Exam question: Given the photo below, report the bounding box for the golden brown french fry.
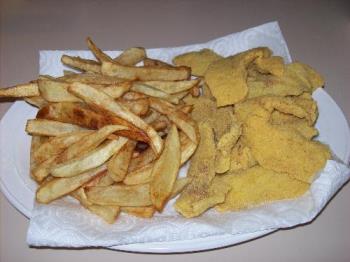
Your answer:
[37,102,148,142]
[0,82,39,98]
[114,47,146,66]
[61,55,101,73]
[101,61,191,81]
[108,140,136,182]
[71,188,120,224]
[33,130,93,164]
[149,98,198,144]
[32,125,125,182]
[63,70,76,76]
[143,58,174,68]
[123,164,153,185]
[128,147,156,172]
[131,83,181,104]
[86,183,152,206]
[137,79,199,94]
[121,206,155,218]
[24,96,48,108]
[26,119,85,136]
[117,98,150,116]
[99,82,131,98]
[68,83,163,155]
[51,138,128,178]
[150,119,168,131]
[86,37,114,63]
[58,73,125,85]
[38,79,81,102]
[30,135,48,172]
[179,132,197,164]
[150,125,181,211]
[142,109,161,124]
[36,165,106,204]
[122,91,147,100]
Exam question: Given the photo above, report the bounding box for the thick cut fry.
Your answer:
[61,55,101,73]
[117,98,149,116]
[101,61,191,81]
[71,188,120,224]
[143,58,174,68]
[128,147,156,172]
[137,80,199,94]
[26,119,85,136]
[122,91,147,100]
[108,140,136,182]
[114,47,146,66]
[150,125,181,211]
[121,206,155,218]
[123,164,153,185]
[86,183,152,206]
[33,130,93,164]
[30,135,48,172]
[36,165,106,204]
[149,98,198,144]
[38,79,81,102]
[24,96,48,108]
[32,125,125,181]
[0,82,39,98]
[37,102,147,142]
[86,37,114,63]
[131,83,181,104]
[58,73,125,85]
[51,138,128,178]
[68,83,163,155]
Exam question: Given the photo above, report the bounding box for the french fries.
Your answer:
[51,138,128,178]
[68,82,163,155]
[0,82,39,98]
[61,55,101,73]
[0,37,200,223]
[101,61,191,81]
[150,125,181,211]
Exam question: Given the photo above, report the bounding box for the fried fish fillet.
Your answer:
[271,111,318,139]
[205,47,271,106]
[247,62,324,99]
[254,56,285,76]
[173,49,223,76]
[216,166,309,212]
[215,124,242,173]
[230,139,257,172]
[175,122,220,218]
[190,96,236,140]
[240,104,330,183]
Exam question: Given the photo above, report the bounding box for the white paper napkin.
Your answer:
[27,21,350,248]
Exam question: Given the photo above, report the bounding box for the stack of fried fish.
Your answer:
[172,47,331,218]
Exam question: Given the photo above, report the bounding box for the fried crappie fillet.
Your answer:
[247,62,325,99]
[216,166,309,212]
[205,47,271,106]
[236,101,330,183]
[175,122,230,218]
[230,139,257,172]
[173,49,223,77]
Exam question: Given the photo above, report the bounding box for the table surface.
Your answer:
[1,0,350,261]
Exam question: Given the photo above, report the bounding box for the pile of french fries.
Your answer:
[0,38,200,223]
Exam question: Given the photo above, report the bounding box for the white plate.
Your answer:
[1,88,349,253]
